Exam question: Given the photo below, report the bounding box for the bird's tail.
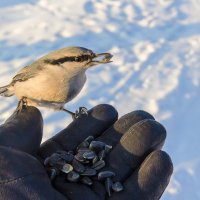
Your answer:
[0,84,14,97]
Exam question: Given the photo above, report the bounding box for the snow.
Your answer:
[0,0,200,199]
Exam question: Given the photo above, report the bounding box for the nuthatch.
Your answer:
[0,47,113,119]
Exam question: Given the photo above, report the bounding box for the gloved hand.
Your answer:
[0,104,173,200]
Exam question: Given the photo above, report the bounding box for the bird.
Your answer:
[0,46,113,119]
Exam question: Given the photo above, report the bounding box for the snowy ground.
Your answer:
[0,0,200,199]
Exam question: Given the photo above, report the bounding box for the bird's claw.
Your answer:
[16,97,27,113]
[79,107,88,115]
[73,107,88,120]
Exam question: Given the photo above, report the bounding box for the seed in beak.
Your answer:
[92,53,113,63]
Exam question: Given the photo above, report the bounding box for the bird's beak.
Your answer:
[90,53,113,65]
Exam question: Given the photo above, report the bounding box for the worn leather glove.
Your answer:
[0,104,173,200]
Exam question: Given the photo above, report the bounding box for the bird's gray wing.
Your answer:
[11,63,44,85]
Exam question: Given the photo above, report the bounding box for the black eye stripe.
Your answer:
[44,54,95,65]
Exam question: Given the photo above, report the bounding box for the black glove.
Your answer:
[0,104,173,200]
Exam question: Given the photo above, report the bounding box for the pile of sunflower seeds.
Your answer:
[44,136,123,197]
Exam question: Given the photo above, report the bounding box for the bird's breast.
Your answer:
[65,72,86,102]
[14,66,86,105]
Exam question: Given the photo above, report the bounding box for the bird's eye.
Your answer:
[80,56,84,62]
[83,55,89,60]
[73,55,91,62]
[91,53,96,58]
[75,57,81,62]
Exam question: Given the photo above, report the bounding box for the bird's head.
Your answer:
[42,46,113,72]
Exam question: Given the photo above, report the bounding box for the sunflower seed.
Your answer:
[77,147,91,153]
[83,150,96,160]
[98,171,115,181]
[54,160,66,169]
[112,182,124,192]
[92,160,105,170]
[81,176,93,186]
[75,151,91,164]
[44,137,121,197]
[89,141,106,152]
[66,171,80,182]
[68,150,74,155]
[92,155,99,164]
[98,150,106,160]
[48,153,62,166]
[60,163,73,174]
[75,153,85,162]
[77,141,89,150]
[105,145,112,153]
[72,159,85,173]
[44,157,50,166]
[47,167,60,181]
[81,168,97,176]
[105,178,113,197]
[84,136,94,143]
[57,151,74,163]
[56,150,68,154]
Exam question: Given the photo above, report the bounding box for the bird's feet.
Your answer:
[74,107,88,120]
[16,97,27,113]
[62,107,88,120]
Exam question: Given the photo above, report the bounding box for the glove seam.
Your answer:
[0,171,45,185]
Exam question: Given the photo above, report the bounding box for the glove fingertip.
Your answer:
[90,104,118,122]
[0,106,43,154]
